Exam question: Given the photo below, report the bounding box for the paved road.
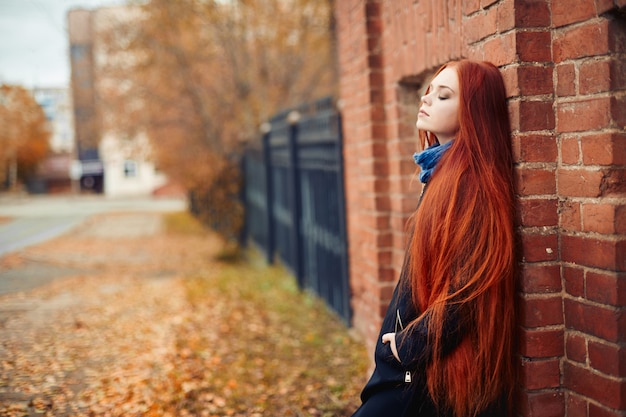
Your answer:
[0,194,187,257]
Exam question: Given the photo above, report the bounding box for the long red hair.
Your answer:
[407,60,516,416]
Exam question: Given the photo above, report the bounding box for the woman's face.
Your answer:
[415,67,460,144]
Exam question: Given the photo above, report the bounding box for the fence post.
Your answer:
[261,123,275,264]
[238,154,247,245]
[287,110,304,287]
[334,100,351,322]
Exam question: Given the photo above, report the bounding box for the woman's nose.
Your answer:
[420,94,430,105]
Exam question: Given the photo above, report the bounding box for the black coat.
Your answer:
[351,278,507,417]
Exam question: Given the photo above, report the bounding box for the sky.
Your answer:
[0,0,123,88]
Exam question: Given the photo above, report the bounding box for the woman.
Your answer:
[351,60,516,417]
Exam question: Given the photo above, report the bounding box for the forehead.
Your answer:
[430,67,459,90]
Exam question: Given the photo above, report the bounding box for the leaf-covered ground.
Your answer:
[0,212,369,416]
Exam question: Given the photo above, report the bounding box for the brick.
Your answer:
[520,263,562,294]
[560,200,582,231]
[564,361,626,409]
[356,141,386,160]
[518,390,565,417]
[610,58,626,90]
[517,31,552,63]
[360,211,389,229]
[517,168,556,196]
[557,97,612,133]
[517,64,553,95]
[566,393,588,417]
[582,133,626,166]
[364,1,381,18]
[618,205,626,234]
[376,230,392,246]
[363,178,390,194]
[564,298,626,342]
[595,0,616,14]
[589,340,626,376]
[609,16,626,50]
[520,99,555,131]
[552,0,596,27]
[462,0,481,16]
[563,266,584,298]
[519,198,558,227]
[556,63,576,97]
[580,59,612,94]
[562,234,626,272]
[566,333,588,363]
[465,7,497,44]
[583,203,620,234]
[496,0,515,32]
[380,280,396,300]
[511,134,522,162]
[612,95,626,129]
[557,168,604,197]
[514,0,551,28]
[508,98,520,131]
[589,403,626,417]
[586,270,626,306]
[521,231,558,262]
[483,31,516,66]
[519,327,564,358]
[520,358,561,389]
[517,134,557,163]
[602,168,626,197]
[561,135,580,165]
[520,296,563,328]
[500,65,519,98]
[366,15,383,36]
[553,20,611,62]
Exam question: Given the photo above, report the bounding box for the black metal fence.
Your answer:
[243,96,351,323]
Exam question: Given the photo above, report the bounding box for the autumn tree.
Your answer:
[96,0,336,239]
[0,84,50,190]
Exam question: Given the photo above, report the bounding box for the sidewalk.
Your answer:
[0,211,368,416]
[0,193,187,257]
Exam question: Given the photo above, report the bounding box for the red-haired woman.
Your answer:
[351,60,517,417]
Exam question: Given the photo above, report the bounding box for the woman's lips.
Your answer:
[419,109,429,117]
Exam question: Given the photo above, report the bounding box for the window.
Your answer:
[123,160,138,178]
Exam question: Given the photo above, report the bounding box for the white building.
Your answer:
[29,87,74,193]
[32,87,74,153]
[99,131,167,197]
[68,5,171,197]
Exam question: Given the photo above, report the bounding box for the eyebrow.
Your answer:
[429,84,455,93]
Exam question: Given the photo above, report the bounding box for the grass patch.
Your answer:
[163,211,207,235]
[160,251,370,416]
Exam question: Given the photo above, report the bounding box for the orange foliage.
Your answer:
[0,84,50,187]
[96,0,336,238]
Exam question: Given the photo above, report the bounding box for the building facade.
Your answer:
[32,87,74,154]
[26,87,75,193]
[68,6,167,197]
[334,0,626,415]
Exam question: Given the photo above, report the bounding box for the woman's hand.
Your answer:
[382,332,400,362]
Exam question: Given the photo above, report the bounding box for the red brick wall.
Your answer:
[335,0,626,415]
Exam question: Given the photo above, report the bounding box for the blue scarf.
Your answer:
[413,141,453,183]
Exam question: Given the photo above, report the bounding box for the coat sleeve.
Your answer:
[393,303,466,370]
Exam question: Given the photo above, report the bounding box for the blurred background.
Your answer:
[0,0,337,244]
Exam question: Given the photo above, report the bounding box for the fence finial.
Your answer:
[259,122,271,134]
[287,110,301,125]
